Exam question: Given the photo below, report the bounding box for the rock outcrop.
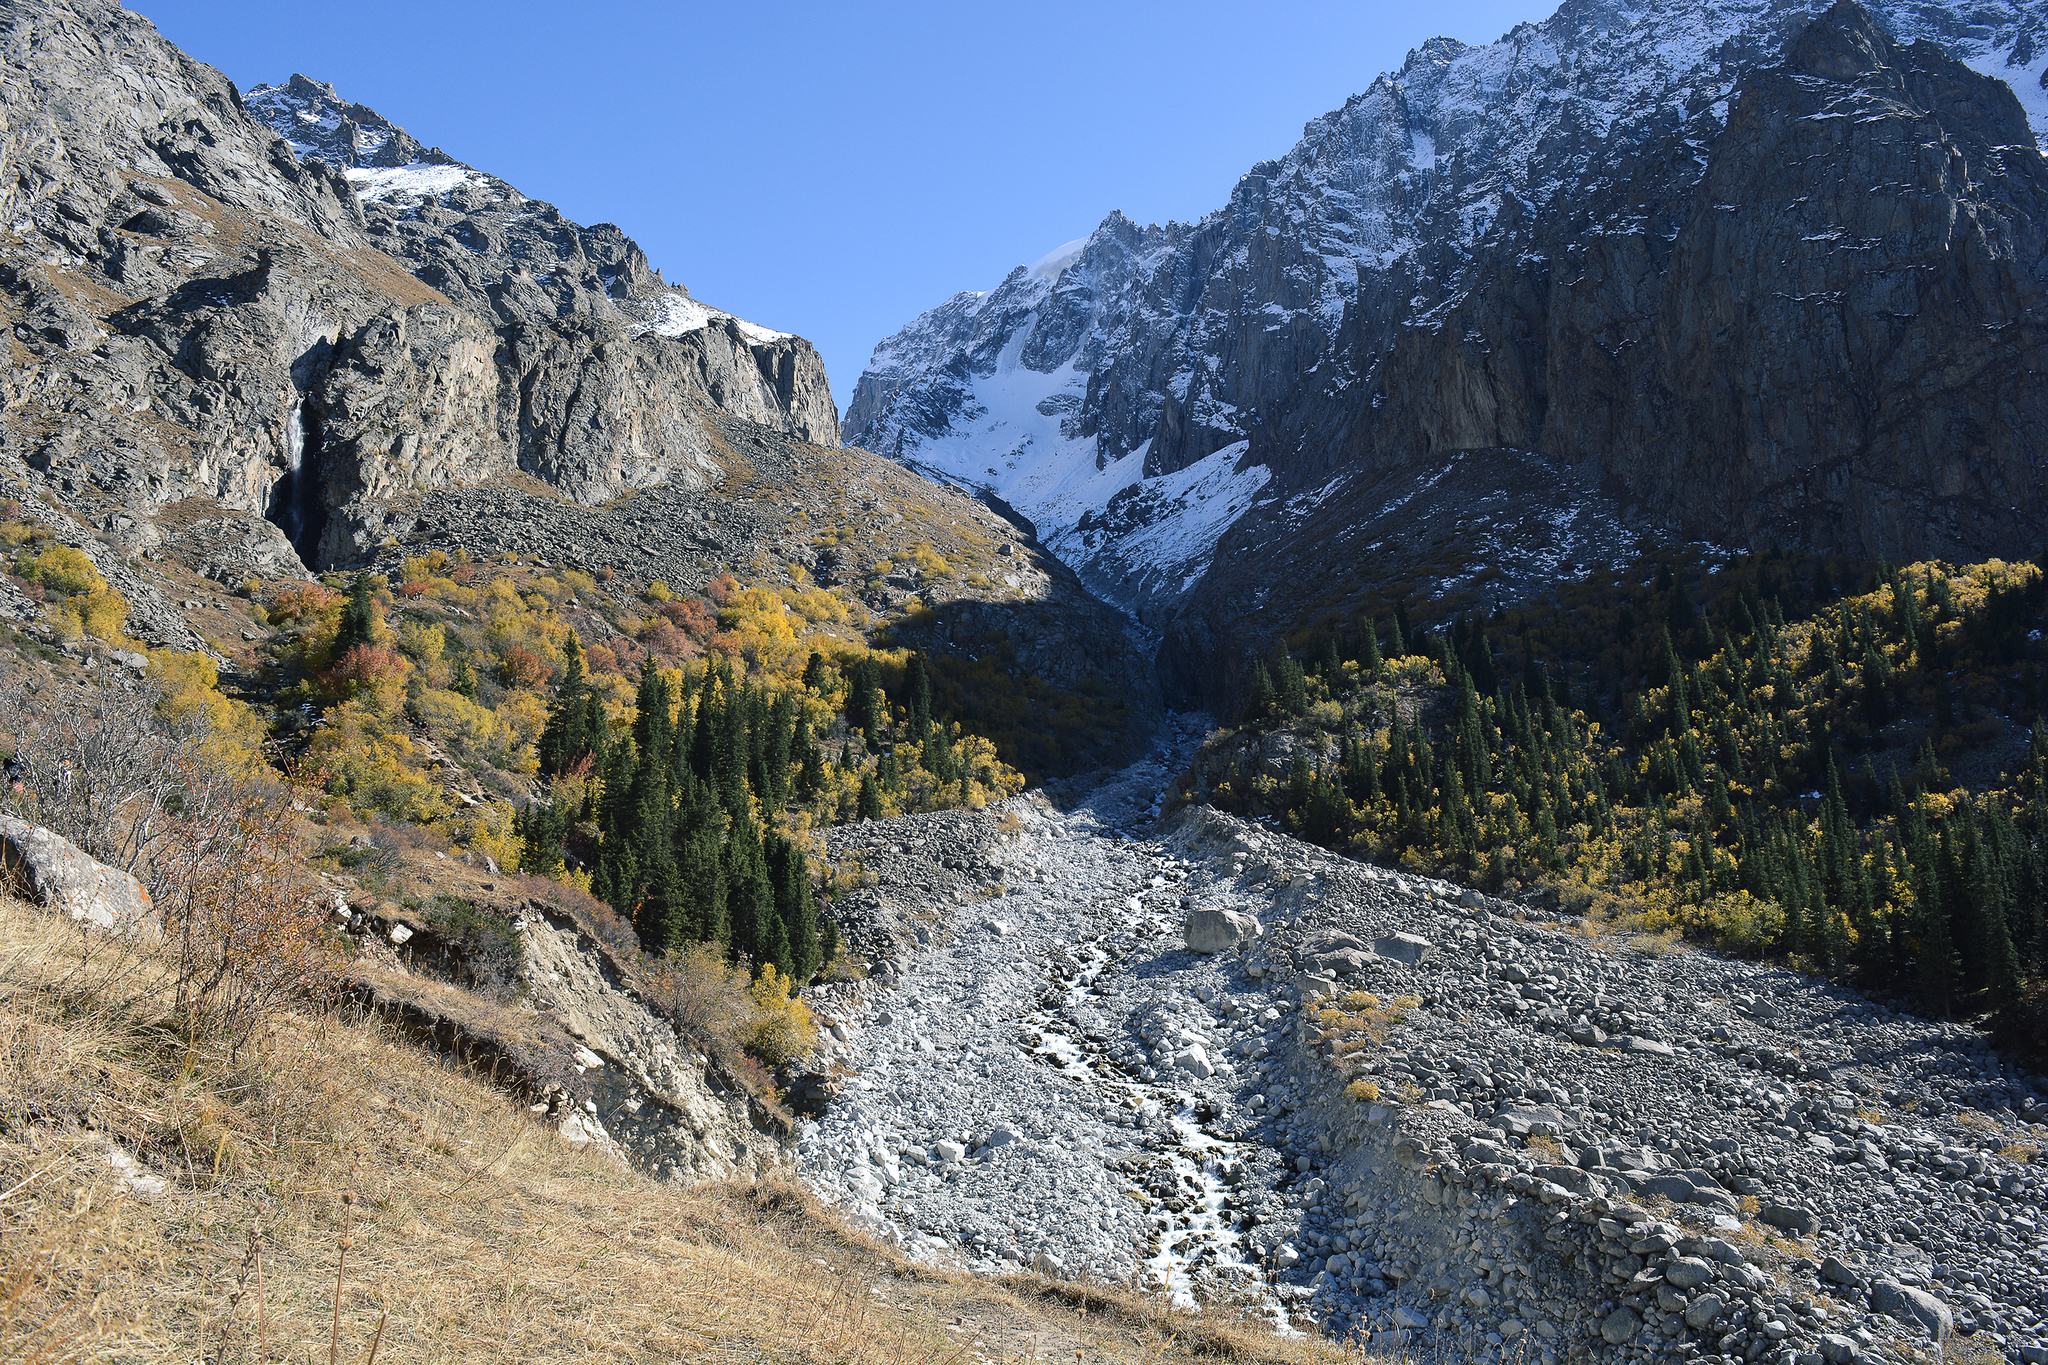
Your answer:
[0,816,152,933]
[0,1,837,576]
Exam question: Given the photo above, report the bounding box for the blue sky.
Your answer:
[139,0,1547,411]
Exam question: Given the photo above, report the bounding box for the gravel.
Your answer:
[798,721,2048,1364]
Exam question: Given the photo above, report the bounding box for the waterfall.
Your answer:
[284,399,304,479]
[266,397,324,567]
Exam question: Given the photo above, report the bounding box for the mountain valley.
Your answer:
[0,0,2046,1362]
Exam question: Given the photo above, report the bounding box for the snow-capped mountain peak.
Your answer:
[243,75,796,348]
[846,0,2048,687]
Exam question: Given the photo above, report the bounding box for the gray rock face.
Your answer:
[849,0,2048,709]
[0,816,153,932]
[0,0,838,577]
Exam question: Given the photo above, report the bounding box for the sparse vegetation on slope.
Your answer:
[1189,549,2048,1036]
[0,894,1341,1365]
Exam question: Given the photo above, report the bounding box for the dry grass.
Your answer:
[0,897,1350,1365]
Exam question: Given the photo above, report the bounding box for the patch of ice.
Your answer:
[344,163,486,203]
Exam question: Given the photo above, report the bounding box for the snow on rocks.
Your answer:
[802,726,2048,1361]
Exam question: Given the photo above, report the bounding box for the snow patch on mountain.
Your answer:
[1042,441,1272,597]
[629,292,790,344]
[344,163,491,204]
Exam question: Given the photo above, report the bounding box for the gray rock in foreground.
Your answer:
[0,816,152,932]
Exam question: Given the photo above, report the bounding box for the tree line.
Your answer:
[1217,554,2048,1024]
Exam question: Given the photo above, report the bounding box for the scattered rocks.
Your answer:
[797,725,2048,1361]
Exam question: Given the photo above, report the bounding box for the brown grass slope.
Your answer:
[0,896,1347,1365]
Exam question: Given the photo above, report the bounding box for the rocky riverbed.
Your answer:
[799,725,2048,1365]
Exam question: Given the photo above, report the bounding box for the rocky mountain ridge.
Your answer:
[848,0,2048,708]
[0,0,836,578]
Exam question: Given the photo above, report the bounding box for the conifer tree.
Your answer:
[334,573,378,656]
[903,652,933,739]
[1246,662,1277,718]
[539,633,606,777]
[450,649,478,699]
[722,807,775,970]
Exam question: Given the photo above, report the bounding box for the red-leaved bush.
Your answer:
[323,643,408,695]
[498,646,548,688]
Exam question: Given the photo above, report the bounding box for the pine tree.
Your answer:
[539,633,604,778]
[857,771,883,821]
[679,818,729,945]
[847,656,885,746]
[903,652,933,739]
[1246,663,1277,718]
[334,573,378,656]
[450,649,478,699]
[766,829,820,984]
[515,799,568,879]
[722,807,774,970]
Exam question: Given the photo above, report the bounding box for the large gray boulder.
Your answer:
[1869,1279,1952,1341]
[1373,932,1435,966]
[1183,907,1260,954]
[0,816,153,932]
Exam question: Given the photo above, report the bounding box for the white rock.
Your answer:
[108,1147,166,1199]
[935,1139,967,1163]
[388,922,413,945]
[0,816,154,934]
[1172,1045,1214,1078]
[558,1112,608,1146]
[573,1046,604,1070]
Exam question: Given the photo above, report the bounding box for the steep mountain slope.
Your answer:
[847,0,2048,707]
[0,0,1160,776]
[0,0,835,577]
[241,76,838,525]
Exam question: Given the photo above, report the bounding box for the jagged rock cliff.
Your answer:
[847,0,2048,707]
[0,4,836,573]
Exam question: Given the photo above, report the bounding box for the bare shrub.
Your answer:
[642,944,815,1072]
[153,762,342,1041]
[0,661,339,1044]
[644,941,754,1044]
[0,666,192,873]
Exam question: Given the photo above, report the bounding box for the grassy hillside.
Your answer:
[0,895,1340,1365]
[1185,549,2048,1040]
